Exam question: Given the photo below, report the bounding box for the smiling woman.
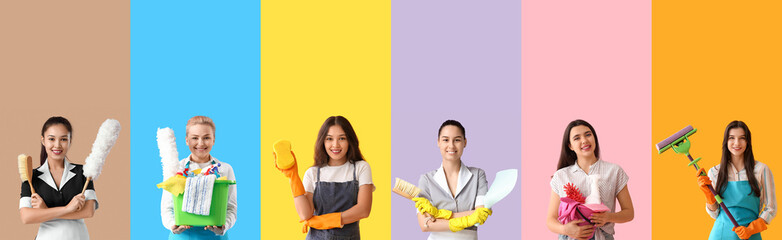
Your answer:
[697,121,776,240]
[410,119,492,240]
[160,116,238,239]
[273,115,374,240]
[19,116,97,240]
[546,119,635,240]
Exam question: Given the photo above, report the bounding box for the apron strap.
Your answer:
[316,166,321,183]
[352,162,357,181]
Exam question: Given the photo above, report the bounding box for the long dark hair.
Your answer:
[715,120,760,197]
[557,119,600,170]
[313,116,365,167]
[40,116,73,165]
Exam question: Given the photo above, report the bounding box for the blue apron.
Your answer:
[709,181,761,240]
[306,163,361,240]
[168,227,228,240]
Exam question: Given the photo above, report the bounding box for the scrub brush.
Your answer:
[392,177,421,200]
[18,154,35,194]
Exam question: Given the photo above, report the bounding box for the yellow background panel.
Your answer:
[653,1,781,238]
[260,1,390,239]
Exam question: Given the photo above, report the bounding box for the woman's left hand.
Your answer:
[589,212,611,227]
[205,225,225,235]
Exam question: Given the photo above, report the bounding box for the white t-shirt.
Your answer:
[303,160,374,193]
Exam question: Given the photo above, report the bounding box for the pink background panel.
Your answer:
[520,0,651,239]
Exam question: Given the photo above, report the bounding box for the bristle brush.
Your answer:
[18,154,35,194]
[392,178,421,200]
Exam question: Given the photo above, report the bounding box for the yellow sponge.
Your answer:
[273,139,296,170]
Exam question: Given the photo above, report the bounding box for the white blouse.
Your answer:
[705,161,777,223]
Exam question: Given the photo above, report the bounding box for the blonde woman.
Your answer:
[161,116,237,240]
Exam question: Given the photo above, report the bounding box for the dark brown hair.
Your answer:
[40,116,73,165]
[313,116,365,167]
[438,120,465,139]
[715,120,760,197]
[557,119,600,170]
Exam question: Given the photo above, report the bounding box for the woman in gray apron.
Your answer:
[697,121,776,240]
[275,116,374,240]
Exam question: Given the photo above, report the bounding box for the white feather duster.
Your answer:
[83,119,121,181]
[157,127,180,179]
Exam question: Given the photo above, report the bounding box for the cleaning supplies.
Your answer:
[82,119,121,193]
[656,125,741,229]
[273,139,296,170]
[557,176,608,239]
[17,154,35,194]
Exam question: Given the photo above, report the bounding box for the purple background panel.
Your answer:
[390,1,521,239]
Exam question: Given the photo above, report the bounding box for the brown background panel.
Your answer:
[0,1,129,239]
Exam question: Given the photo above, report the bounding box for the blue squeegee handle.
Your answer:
[688,154,740,228]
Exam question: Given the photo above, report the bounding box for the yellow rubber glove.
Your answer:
[300,212,343,233]
[696,169,717,205]
[412,197,453,219]
[448,207,492,232]
[733,218,767,239]
[274,151,305,197]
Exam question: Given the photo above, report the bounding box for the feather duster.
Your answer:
[157,127,180,179]
[82,119,121,193]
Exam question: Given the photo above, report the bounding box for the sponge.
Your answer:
[273,140,296,170]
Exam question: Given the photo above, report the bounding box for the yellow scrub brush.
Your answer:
[18,154,35,194]
[273,139,295,170]
[392,177,421,200]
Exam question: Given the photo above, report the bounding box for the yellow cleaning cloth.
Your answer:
[157,175,187,195]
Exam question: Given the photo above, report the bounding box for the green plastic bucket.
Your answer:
[173,179,236,226]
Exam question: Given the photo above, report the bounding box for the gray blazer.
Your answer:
[418,162,488,231]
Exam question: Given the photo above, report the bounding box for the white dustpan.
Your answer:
[476,169,518,226]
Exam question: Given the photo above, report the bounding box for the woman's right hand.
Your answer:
[563,219,594,240]
[31,193,48,209]
[171,225,190,234]
[696,169,717,205]
[273,151,299,176]
[65,193,85,212]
